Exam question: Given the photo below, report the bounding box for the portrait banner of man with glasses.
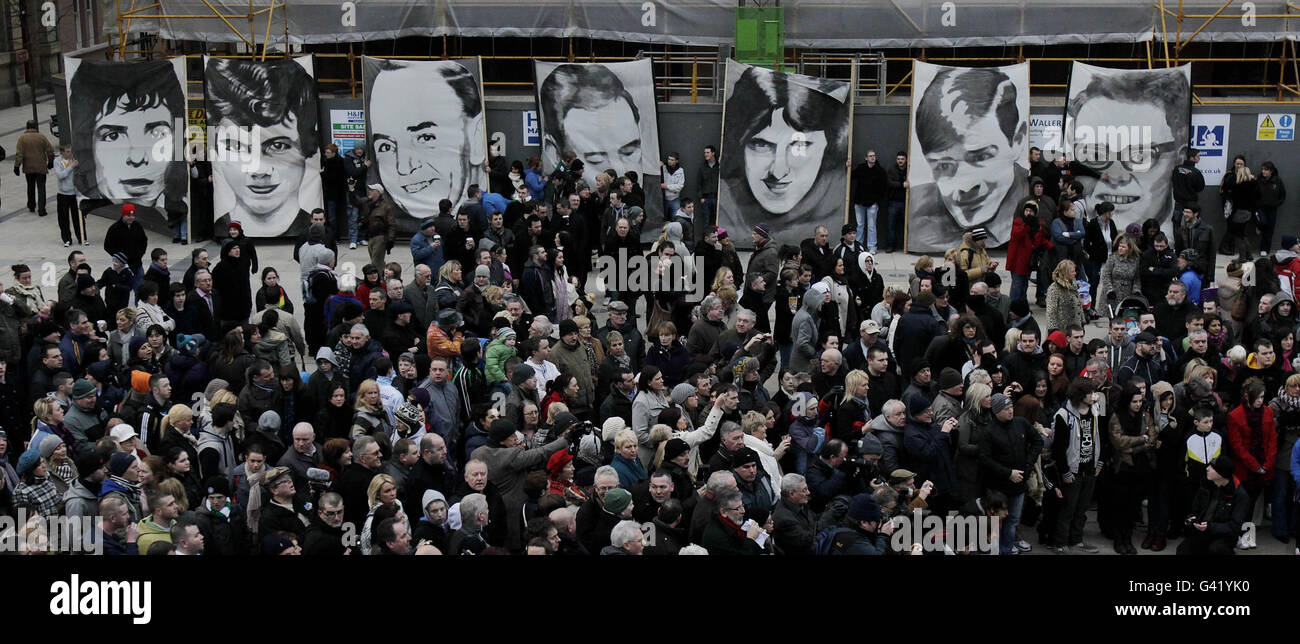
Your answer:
[905,62,1030,253]
[1063,63,1192,237]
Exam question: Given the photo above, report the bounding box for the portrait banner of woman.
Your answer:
[1064,63,1192,239]
[905,61,1030,253]
[362,57,489,233]
[717,59,851,248]
[65,56,190,233]
[204,55,322,238]
[534,59,665,237]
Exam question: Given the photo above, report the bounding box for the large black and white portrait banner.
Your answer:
[535,58,665,238]
[204,55,321,238]
[65,56,190,232]
[1064,62,1193,236]
[906,61,1029,252]
[362,56,489,232]
[718,59,851,248]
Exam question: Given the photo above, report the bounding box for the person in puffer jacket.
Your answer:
[484,327,518,385]
[786,391,825,475]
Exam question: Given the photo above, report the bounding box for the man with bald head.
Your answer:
[403,432,453,512]
[548,506,588,556]
[277,423,320,495]
[812,348,847,397]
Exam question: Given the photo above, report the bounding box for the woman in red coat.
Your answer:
[1226,377,1277,533]
[1006,202,1053,305]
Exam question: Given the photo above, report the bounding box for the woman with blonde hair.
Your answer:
[351,379,393,445]
[1045,259,1085,332]
[1004,327,1022,355]
[156,476,190,513]
[611,428,648,487]
[107,306,143,367]
[871,284,903,329]
[831,369,871,442]
[29,397,80,461]
[648,424,675,469]
[955,381,993,502]
[434,260,464,309]
[740,410,786,485]
[1220,154,1258,258]
[711,266,736,295]
[1099,234,1141,303]
[360,472,406,555]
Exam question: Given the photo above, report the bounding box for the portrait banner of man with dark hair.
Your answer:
[717,59,851,248]
[534,59,665,237]
[204,55,321,238]
[362,57,488,233]
[906,61,1030,253]
[65,56,189,233]
[1064,62,1192,237]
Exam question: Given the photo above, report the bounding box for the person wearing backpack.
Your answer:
[823,493,896,555]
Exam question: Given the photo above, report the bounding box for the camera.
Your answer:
[567,420,596,455]
[1184,514,1200,527]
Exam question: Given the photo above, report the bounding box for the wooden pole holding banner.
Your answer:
[902,59,916,254]
[842,58,857,231]
[476,56,489,171]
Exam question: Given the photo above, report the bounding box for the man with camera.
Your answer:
[826,494,896,556]
[903,396,961,516]
[470,414,576,552]
[1177,455,1250,556]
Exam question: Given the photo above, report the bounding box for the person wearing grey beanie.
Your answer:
[979,390,1043,555]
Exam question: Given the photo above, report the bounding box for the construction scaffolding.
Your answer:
[111,1,1300,104]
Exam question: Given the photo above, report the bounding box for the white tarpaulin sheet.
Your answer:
[107,0,1296,47]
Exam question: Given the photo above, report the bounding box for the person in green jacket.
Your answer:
[485,326,518,385]
[135,490,180,553]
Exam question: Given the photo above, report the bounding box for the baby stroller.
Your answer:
[1105,292,1151,338]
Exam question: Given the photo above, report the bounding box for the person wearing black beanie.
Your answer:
[469,409,572,552]
[63,445,114,519]
[1178,454,1250,555]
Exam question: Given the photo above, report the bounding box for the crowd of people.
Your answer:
[0,136,1296,557]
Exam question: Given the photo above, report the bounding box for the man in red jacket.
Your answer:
[1006,202,1053,304]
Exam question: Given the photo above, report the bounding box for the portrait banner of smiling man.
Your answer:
[717,59,851,248]
[65,56,189,233]
[905,61,1029,253]
[534,59,665,238]
[204,55,321,238]
[362,57,488,233]
[1064,62,1192,238]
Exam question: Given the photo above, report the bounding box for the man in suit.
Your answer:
[403,263,439,330]
[185,268,222,339]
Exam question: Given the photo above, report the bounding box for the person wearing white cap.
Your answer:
[110,424,142,456]
[363,183,396,266]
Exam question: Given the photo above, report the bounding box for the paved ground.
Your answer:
[2,99,1289,556]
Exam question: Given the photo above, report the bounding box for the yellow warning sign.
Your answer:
[1257,113,1295,141]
